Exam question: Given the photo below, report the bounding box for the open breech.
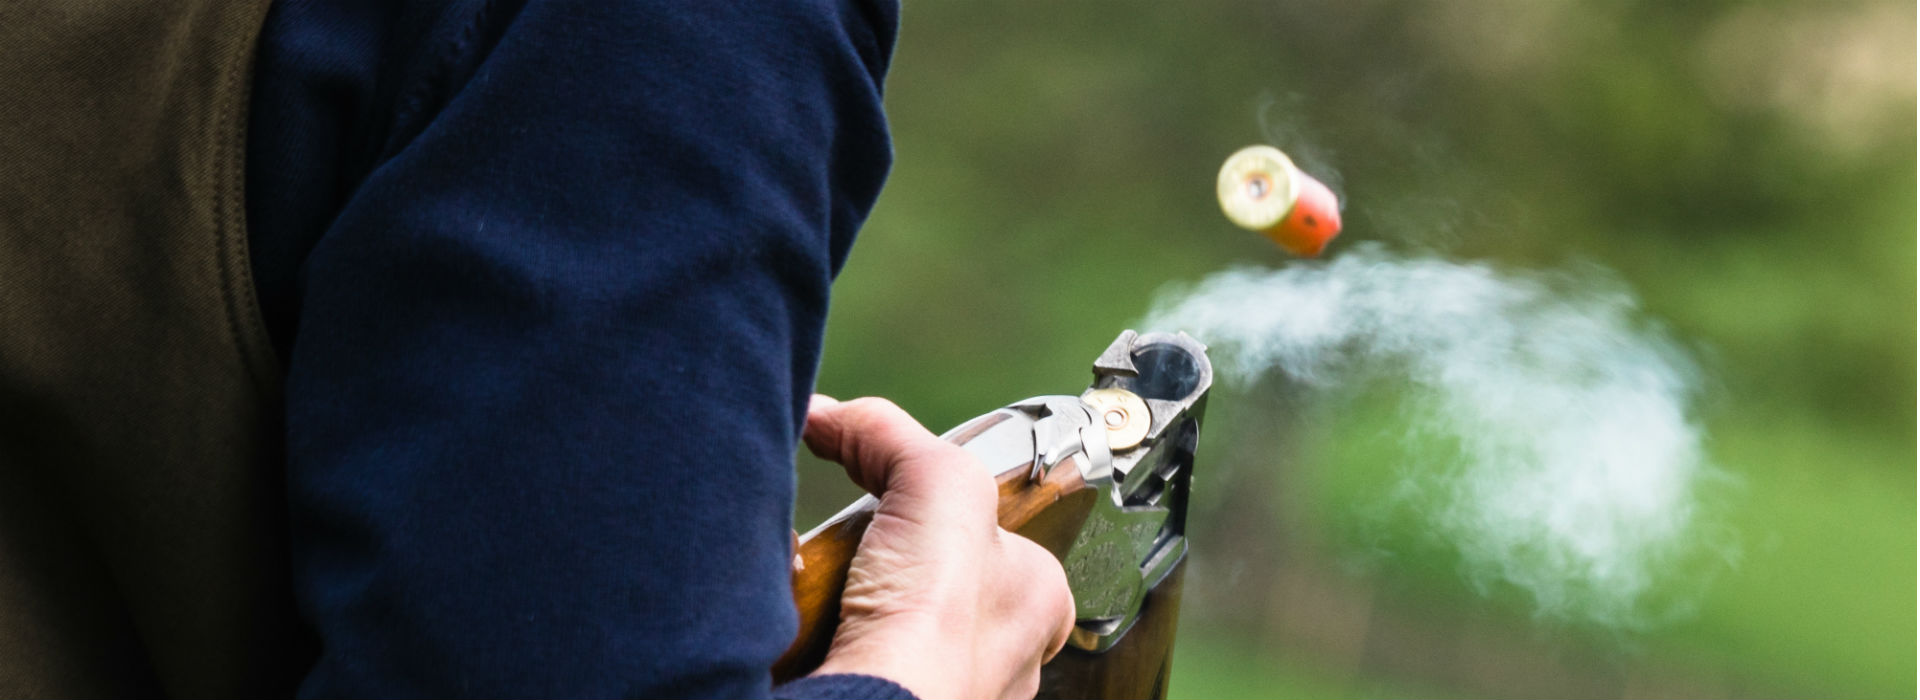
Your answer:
[779,330,1213,700]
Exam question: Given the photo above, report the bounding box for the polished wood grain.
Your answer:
[772,455,1097,683]
[772,501,872,682]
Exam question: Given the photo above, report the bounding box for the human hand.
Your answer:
[802,395,1076,700]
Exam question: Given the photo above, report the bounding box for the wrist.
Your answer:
[813,612,958,700]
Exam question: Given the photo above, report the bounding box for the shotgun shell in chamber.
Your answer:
[1216,145,1342,257]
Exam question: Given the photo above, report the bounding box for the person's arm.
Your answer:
[252,0,898,695]
[252,1,1075,698]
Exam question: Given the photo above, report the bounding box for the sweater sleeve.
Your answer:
[246,0,896,696]
[774,674,919,700]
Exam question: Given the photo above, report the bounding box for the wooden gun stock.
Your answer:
[775,454,1186,699]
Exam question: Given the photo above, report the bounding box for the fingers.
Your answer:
[1032,537,1076,664]
[1003,528,1077,663]
[804,396,992,513]
[977,530,1076,700]
[804,395,934,493]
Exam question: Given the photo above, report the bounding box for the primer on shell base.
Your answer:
[1216,144,1342,258]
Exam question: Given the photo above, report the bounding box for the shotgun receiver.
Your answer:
[776,330,1211,699]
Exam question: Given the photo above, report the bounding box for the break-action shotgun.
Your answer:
[776,330,1212,699]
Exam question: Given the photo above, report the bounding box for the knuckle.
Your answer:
[901,440,991,489]
[1014,536,1074,618]
[907,464,998,530]
[832,397,917,475]
[842,396,905,424]
[951,461,998,509]
[1006,534,1067,587]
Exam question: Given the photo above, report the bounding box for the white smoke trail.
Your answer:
[1143,243,1732,629]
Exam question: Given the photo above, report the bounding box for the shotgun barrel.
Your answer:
[777,330,1212,700]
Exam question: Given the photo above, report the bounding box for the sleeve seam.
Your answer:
[381,0,511,162]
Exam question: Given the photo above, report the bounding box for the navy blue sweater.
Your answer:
[245,1,905,697]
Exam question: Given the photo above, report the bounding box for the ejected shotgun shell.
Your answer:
[1217,145,1342,257]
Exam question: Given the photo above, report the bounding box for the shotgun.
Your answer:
[776,330,1212,699]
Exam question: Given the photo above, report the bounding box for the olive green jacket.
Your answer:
[0,2,311,696]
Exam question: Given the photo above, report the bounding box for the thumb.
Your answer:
[802,395,948,495]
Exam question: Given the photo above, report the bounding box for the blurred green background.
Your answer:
[793,2,1916,698]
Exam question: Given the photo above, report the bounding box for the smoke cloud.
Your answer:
[1142,243,1733,629]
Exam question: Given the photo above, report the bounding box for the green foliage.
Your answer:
[797,1,1916,697]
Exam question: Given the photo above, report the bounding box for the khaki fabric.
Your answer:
[0,2,311,696]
